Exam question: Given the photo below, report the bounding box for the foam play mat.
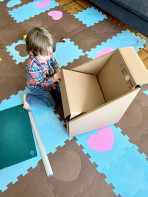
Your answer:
[0,0,148,197]
[0,104,37,170]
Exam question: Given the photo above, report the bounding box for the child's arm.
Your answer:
[27,64,55,87]
[51,71,62,82]
[49,53,61,72]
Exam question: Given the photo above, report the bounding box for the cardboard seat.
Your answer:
[60,47,148,137]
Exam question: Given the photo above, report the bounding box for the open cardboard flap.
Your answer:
[98,47,148,102]
[60,69,105,119]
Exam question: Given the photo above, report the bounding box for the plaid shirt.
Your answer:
[26,53,60,91]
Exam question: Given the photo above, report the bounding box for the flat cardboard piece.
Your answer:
[60,69,105,119]
[68,88,140,137]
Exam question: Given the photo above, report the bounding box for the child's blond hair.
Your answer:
[26,26,55,56]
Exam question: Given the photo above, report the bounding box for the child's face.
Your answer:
[36,47,53,62]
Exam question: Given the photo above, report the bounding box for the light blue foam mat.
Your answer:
[76,125,148,197]
[86,30,147,59]
[0,89,72,192]
[54,38,84,67]
[8,0,58,23]
[0,88,31,111]
[76,125,133,173]
[105,145,148,197]
[143,91,148,95]
[6,0,22,8]
[6,38,84,66]
[74,7,107,27]
[6,40,28,64]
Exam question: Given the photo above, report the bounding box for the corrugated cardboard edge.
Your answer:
[67,88,140,137]
[60,69,71,118]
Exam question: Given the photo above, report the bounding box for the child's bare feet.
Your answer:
[23,93,31,110]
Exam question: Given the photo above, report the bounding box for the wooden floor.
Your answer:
[55,0,148,69]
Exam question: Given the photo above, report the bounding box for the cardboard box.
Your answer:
[60,47,148,137]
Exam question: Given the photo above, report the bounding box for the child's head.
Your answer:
[26,26,55,59]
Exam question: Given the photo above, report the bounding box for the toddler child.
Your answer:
[23,26,61,110]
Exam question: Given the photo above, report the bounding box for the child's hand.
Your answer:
[52,70,62,82]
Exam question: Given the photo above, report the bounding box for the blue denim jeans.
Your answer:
[26,86,59,109]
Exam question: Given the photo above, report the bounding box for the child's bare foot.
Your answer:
[23,93,31,110]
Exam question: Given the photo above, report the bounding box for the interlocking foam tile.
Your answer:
[64,54,90,70]
[136,132,148,162]
[76,125,132,173]
[0,41,4,50]
[86,30,147,59]
[6,0,21,8]
[115,90,148,160]
[73,174,117,197]
[74,7,107,27]
[0,15,27,46]
[135,84,148,106]
[116,99,148,144]
[105,145,148,197]
[0,0,11,16]
[6,39,28,64]
[70,18,123,52]
[0,89,71,192]
[54,38,84,67]
[0,61,27,104]
[0,88,31,111]
[143,90,148,95]
[6,38,84,66]
[23,5,86,43]
[8,0,58,23]
[46,138,99,197]
[1,138,99,197]
[0,160,58,197]
[31,105,71,154]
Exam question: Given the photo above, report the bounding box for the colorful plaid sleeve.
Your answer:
[49,54,61,72]
[26,58,54,87]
